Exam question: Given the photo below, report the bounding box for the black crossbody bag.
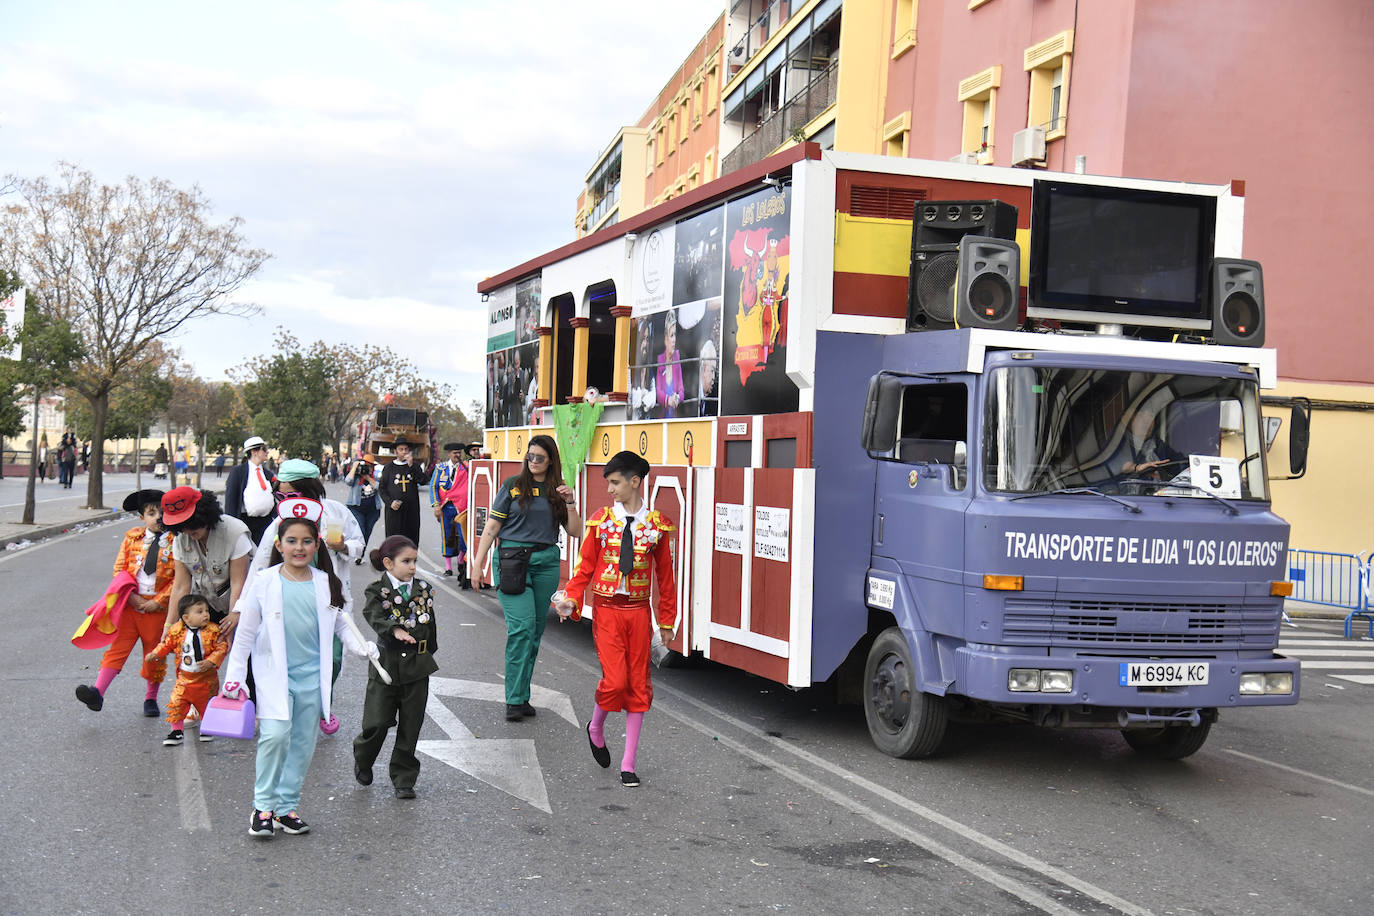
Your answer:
[497,545,535,595]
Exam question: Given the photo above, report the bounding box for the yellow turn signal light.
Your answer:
[983,574,1024,591]
[1270,581,1294,597]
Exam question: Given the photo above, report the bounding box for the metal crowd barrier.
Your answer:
[1285,549,1372,638]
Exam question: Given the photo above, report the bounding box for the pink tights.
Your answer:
[589,704,645,772]
[94,666,160,699]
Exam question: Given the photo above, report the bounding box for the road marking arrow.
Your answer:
[416,676,578,813]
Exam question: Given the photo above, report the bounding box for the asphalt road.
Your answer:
[3,490,1372,915]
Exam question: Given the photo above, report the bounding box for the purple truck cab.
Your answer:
[816,329,1307,759]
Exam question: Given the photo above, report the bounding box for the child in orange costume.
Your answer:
[146,595,229,746]
[557,451,675,788]
[75,489,177,717]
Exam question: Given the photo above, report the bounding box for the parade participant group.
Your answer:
[71,431,679,838]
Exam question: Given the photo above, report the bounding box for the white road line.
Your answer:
[1222,749,1374,800]
[1280,639,1374,647]
[1331,674,1374,686]
[1297,660,1374,669]
[1283,649,1374,658]
[421,550,1151,916]
[174,743,212,832]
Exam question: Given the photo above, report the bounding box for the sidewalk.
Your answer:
[0,471,224,551]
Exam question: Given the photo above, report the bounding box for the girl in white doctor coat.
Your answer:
[222,497,378,839]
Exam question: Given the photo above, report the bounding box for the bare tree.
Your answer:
[0,163,268,507]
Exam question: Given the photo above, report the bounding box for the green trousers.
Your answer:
[353,676,430,789]
[496,542,562,705]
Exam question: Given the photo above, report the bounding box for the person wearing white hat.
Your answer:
[224,435,277,545]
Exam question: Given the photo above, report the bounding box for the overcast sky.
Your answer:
[0,0,725,416]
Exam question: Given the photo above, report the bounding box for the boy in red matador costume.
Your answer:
[146,595,230,746]
[556,451,675,788]
[75,489,177,717]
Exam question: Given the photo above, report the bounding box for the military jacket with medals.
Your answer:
[361,575,439,684]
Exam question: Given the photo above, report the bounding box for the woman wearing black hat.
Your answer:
[74,489,177,717]
[379,437,431,547]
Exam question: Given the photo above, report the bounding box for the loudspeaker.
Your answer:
[908,200,1018,331]
[955,237,1021,331]
[1209,258,1264,347]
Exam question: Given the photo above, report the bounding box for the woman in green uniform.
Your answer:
[473,434,583,721]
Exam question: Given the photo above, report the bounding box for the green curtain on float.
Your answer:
[552,401,604,485]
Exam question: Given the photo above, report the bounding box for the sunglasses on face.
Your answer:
[526,453,549,465]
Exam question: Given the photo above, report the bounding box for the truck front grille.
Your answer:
[1002,597,1279,650]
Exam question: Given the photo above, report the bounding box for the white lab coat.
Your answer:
[224,565,364,722]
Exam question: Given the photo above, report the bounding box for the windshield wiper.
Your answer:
[1009,487,1141,513]
[1119,478,1240,515]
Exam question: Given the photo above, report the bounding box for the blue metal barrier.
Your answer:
[1285,549,1372,638]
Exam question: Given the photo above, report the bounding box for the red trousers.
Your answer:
[591,595,655,713]
[99,605,167,683]
[166,672,217,727]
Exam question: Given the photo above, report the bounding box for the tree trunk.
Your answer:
[196,429,207,488]
[21,391,39,525]
[85,390,110,509]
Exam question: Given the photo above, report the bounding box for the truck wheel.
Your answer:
[863,627,948,759]
[1121,721,1212,759]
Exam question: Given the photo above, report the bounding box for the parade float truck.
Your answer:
[474,146,1310,759]
[359,400,436,467]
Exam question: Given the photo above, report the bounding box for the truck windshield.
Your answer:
[982,366,1269,500]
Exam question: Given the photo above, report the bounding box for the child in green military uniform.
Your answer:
[352,535,437,799]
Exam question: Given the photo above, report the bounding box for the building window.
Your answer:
[1025,30,1073,140]
[883,112,910,158]
[688,163,700,190]
[958,65,1001,163]
[706,65,718,113]
[704,148,716,181]
[667,117,676,156]
[657,126,666,164]
[892,0,917,58]
[680,101,690,141]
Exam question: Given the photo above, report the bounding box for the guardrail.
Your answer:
[1286,548,1372,638]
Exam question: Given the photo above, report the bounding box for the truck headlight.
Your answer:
[1240,672,1293,695]
[1040,670,1074,693]
[1008,669,1041,692]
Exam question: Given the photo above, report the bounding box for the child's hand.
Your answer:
[192,660,215,672]
[144,651,159,663]
[392,627,417,644]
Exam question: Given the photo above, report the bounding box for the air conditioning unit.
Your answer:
[731,45,745,59]
[1012,126,1046,166]
[948,152,978,165]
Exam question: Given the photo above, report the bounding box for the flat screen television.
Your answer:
[1028,180,1217,330]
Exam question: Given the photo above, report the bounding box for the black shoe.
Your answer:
[355,763,373,786]
[142,698,160,717]
[274,811,310,835]
[355,558,363,566]
[163,729,185,746]
[620,771,640,787]
[249,810,275,838]
[459,576,472,591]
[587,723,611,769]
[519,702,536,717]
[75,685,103,711]
[505,704,525,721]
[394,786,416,799]
[443,569,453,577]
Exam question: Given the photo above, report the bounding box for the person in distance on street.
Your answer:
[379,436,431,547]
[352,535,438,799]
[430,442,473,587]
[75,488,176,717]
[345,453,383,563]
[555,451,676,788]
[223,435,278,546]
[145,594,228,747]
[471,434,583,722]
[221,497,377,838]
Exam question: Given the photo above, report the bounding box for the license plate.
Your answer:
[1119,662,1210,687]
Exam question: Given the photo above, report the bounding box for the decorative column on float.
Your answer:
[608,305,633,403]
[568,316,589,403]
[534,326,552,410]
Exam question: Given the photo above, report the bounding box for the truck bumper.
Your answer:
[955,647,1301,707]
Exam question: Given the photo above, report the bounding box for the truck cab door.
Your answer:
[870,381,972,638]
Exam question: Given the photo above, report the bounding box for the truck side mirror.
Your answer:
[861,374,902,453]
[1288,397,1310,478]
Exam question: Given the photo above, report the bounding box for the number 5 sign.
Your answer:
[1189,454,1241,498]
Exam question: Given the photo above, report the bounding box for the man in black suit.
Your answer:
[223,435,277,545]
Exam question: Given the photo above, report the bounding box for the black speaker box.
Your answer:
[908,200,1018,331]
[955,237,1021,331]
[1210,258,1264,347]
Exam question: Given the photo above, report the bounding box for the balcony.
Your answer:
[721,61,836,176]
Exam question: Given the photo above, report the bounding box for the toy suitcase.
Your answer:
[200,695,256,739]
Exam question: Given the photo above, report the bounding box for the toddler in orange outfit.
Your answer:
[146,595,229,746]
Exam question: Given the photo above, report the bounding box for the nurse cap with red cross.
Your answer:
[277,496,324,525]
